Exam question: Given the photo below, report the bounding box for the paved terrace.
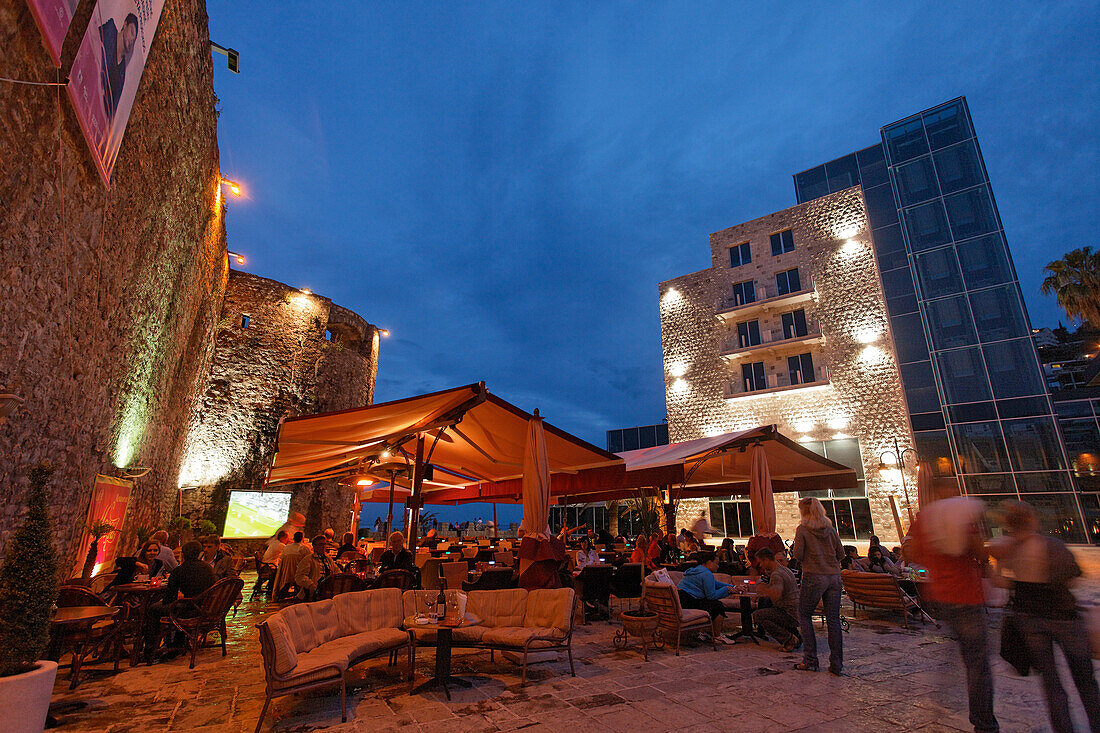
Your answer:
[49,565,1100,733]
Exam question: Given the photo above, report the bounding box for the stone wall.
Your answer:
[176,271,379,537]
[0,0,226,568]
[660,188,916,542]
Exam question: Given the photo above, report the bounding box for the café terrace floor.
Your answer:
[49,569,1100,733]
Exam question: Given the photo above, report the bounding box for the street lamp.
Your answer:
[878,438,917,522]
[220,179,242,196]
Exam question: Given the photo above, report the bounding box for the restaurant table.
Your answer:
[110,582,168,666]
[405,615,480,700]
[48,606,120,689]
[724,589,760,644]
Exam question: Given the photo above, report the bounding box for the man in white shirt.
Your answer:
[273,532,308,597]
[263,530,289,565]
[152,530,178,572]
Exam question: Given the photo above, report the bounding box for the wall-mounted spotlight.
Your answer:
[227,251,245,265]
[300,287,312,295]
[220,179,241,196]
[210,41,239,73]
[379,328,390,337]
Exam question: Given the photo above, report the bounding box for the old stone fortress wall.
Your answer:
[0,0,378,569]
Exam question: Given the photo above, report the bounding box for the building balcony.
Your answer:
[721,323,824,359]
[715,279,816,320]
[723,366,831,400]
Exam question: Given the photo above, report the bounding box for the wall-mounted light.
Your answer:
[661,288,682,305]
[210,41,240,73]
[227,251,245,265]
[379,328,390,337]
[300,288,312,295]
[220,178,242,196]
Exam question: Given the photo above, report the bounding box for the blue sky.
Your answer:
[208,3,1099,524]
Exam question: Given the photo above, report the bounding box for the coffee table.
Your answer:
[405,615,479,700]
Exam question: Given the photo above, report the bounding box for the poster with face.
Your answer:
[66,0,165,187]
[24,0,79,65]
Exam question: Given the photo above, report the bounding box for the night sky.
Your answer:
[207,3,1099,525]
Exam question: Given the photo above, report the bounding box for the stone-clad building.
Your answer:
[0,1,378,567]
[661,188,914,542]
[177,271,380,534]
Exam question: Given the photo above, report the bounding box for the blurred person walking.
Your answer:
[906,497,998,733]
[990,501,1100,733]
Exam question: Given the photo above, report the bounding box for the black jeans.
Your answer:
[753,606,799,644]
[931,602,998,733]
[1020,613,1100,733]
[678,590,725,620]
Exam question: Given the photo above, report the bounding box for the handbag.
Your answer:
[999,612,1031,676]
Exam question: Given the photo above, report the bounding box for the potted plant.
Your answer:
[0,462,61,732]
[167,516,192,548]
[80,520,117,579]
[196,520,218,538]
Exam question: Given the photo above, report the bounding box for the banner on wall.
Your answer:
[25,0,78,66]
[74,474,133,577]
[66,0,166,186]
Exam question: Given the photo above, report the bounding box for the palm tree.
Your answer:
[1041,247,1100,325]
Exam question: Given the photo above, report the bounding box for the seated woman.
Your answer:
[840,545,862,570]
[860,545,898,575]
[575,536,600,571]
[629,535,660,572]
[105,540,168,592]
[378,531,416,572]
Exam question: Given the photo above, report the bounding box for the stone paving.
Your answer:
[47,571,1100,733]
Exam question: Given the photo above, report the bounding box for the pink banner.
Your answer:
[75,474,132,576]
[25,0,78,66]
[66,0,165,187]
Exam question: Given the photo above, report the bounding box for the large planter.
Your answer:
[0,660,58,733]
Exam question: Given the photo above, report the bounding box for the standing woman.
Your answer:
[790,497,845,675]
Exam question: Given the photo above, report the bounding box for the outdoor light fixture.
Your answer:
[300,288,312,295]
[227,251,245,265]
[220,178,241,196]
[210,41,240,73]
[879,438,916,521]
[379,328,390,337]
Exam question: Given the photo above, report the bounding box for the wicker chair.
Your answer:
[161,577,244,669]
[841,570,935,628]
[315,572,368,600]
[53,586,122,688]
[251,552,278,601]
[440,561,468,591]
[370,569,419,591]
[642,580,716,655]
[493,551,513,567]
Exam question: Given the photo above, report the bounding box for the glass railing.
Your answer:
[724,365,830,398]
[716,278,815,313]
[724,321,822,353]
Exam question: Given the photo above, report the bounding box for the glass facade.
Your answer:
[794,97,1087,542]
[606,422,670,453]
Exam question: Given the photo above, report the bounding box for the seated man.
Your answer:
[752,547,801,652]
[295,536,340,599]
[143,540,215,661]
[677,551,732,640]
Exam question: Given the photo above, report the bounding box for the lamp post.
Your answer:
[878,438,917,523]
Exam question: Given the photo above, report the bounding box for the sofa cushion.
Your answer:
[467,589,527,628]
[334,588,403,636]
[271,646,347,690]
[308,600,339,645]
[680,608,711,624]
[481,626,566,648]
[452,625,487,644]
[263,614,299,675]
[321,628,409,667]
[524,588,573,633]
[281,604,320,654]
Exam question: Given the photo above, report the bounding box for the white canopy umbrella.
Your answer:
[520,410,551,540]
[749,442,776,534]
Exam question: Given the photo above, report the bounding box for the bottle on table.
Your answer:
[435,584,446,620]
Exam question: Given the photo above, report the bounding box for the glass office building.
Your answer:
[795,98,1089,542]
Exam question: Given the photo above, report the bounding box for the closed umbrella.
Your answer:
[749,443,776,534]
[915,460,935,511]
[520,411,551,540]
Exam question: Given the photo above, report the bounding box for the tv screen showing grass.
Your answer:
[223,491,292,539]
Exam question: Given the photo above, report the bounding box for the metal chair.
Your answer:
[315,572,368,600]
[609,562,643,616]
[251,552,277,601]
[370,569,418,591]
[161,577,245,669]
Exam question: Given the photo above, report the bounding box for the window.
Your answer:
[945,186,998,239]
[731,280,757,306]
[936,347,992,404]
[737,320,761,348]
[904,201,952,251]
[871,224,907,271]
[923,101,972,150]
[241,315,250,329]
[775,268,802,295]
[781,309,808,339]
[927,295,977,349]
[1003,418,1066,472]
[915,247,963,299]
[855,144,889,188]
[963,474,1015,495]
[742,362,767,392]
[324,328,333,342]
[969,285,1028,342]
[892,313,932,364]
[770,229,795,256]
[794,166,828,203]
[788,352,815,385]
[825,154,859,193]
[934,140,984,194]
[913,429,956,477]
[884,116,928,164]
[729,241,751,268]
[709,500,755,538]
[982,339,1045,399]
[900,361,941,414]
[863,183,899,229]
[895,156,939,207]
[952,421,1009,474]
[956,234,1014,289]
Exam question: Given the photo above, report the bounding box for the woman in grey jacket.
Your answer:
[790,497,846,674]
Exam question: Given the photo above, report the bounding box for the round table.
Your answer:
[110,582,168,666]
[405,615,480,700]
[48,606,120,689]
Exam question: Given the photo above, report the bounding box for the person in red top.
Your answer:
[906,498,997,733]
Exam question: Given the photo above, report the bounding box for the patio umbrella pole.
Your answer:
[492,502,498,538]
[384,469,397,538]
[407,434,426,553]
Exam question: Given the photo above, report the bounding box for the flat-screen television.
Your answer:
[223,490,292,539]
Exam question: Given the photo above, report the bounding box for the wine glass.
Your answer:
[446,593,461,624]
[422,592,435,620]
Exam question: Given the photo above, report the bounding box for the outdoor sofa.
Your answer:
[401,587,576,684]
[255,588,410,732]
